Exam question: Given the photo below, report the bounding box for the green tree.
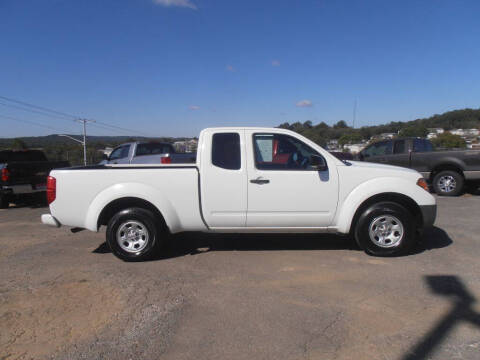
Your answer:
[333,120,349,129]
[339,133,363,147]
[398,125,428,137]
[431,132,467,149]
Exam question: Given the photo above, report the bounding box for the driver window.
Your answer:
[253,133,324,170]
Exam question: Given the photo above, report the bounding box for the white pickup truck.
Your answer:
[41,127,436,260]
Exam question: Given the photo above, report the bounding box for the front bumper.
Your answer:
[420,204,437,228]
[41,214,61,228]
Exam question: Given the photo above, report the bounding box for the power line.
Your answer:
[93,120,150,136]
[0,114,73,133]
[0,95,77,119]
[0,101,74,121]
[0,95,151,136]
[0,112,145,137]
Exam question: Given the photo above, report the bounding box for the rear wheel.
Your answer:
[106,207,164,261]
[432,170,464,196]
[354,201,416,256]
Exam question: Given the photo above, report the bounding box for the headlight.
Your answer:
[417,178,429,192]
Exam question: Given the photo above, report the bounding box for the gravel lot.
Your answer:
[1,196,479,360]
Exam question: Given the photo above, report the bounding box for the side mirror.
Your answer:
[311,154,328,171]
[358,151,364,161]
[102,153,109,161]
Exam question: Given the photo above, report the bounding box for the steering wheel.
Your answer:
[292,151,309,169]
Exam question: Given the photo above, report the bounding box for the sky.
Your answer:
[1,0,480,138]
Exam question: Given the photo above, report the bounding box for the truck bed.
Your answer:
[49,164,206,233]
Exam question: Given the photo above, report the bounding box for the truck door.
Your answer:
[388,139,411,168]
[199,130,247,227]
[245,131,339,228]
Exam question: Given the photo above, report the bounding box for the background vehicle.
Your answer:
[329,151,354,161]
[102,141,196,164]
[356,138,480,196]
[0,150,70,208]
[42,127,436,260]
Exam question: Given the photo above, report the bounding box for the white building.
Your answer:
[173,139,198,153]
[343,143,365,154]
[427,128,444,139]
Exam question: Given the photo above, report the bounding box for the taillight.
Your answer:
[161,156,172,164]
[1,168,10,182]
[46,176,56,204]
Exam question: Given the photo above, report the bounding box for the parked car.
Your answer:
[0,150,70,208]
[102,142,196,165]
[356,137,480,196]
[41,127,436,260]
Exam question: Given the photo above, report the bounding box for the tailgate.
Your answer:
[2,161,69,187]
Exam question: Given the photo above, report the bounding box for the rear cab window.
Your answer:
[413,139,433,152]
[211,133,241,170]
[0,150,47,162]
[135,143,174,156]
[109,145,130,161]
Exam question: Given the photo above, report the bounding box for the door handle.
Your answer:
[250,177,270,184]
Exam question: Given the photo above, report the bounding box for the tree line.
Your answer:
[278,108,480,149]
[2,107,479,164]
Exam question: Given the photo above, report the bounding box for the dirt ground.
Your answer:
[1,196,479,360]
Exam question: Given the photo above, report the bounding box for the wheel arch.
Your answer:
[348,193,423,236]
[429,162,465,181]
[97,197,168,232]
[83,182,181,232]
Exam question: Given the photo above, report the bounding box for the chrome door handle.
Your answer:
[250,177,270,184]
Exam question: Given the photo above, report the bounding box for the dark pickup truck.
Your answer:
[357,137,480,196]
[0,150,70,208]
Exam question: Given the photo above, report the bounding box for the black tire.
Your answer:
[354,201,416,257]
[432,170,464,196]
[0,195,9,209]
[106,207,164,261]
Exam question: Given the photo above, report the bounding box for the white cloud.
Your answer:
[271,60,280,66]
[296,99,313,107]
[153,0,197,10]
[188,105,200,110]
[226,65,235,72]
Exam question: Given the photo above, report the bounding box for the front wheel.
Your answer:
[106,207,164,261]
[354,201,416,256]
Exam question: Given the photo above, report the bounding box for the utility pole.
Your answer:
[353,99,357,128]
[75,118,95,166]
[59,118,95,166]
